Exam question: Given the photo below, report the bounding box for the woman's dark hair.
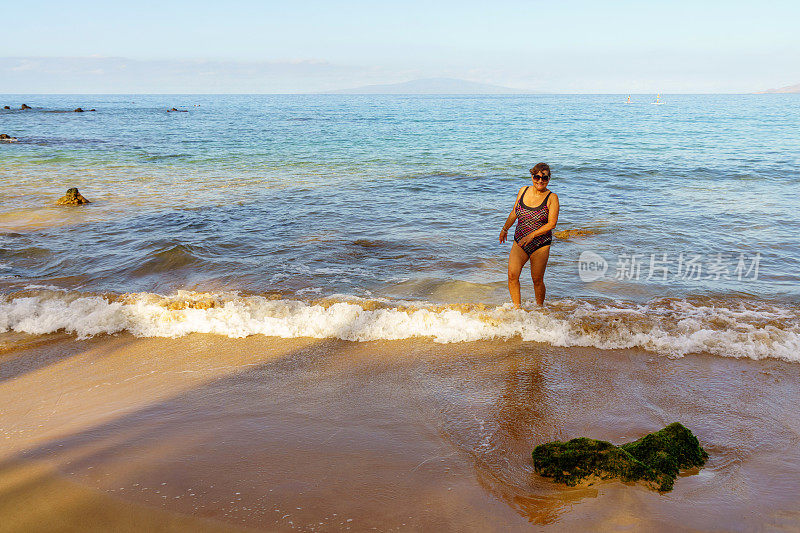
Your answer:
[529,162,551,176]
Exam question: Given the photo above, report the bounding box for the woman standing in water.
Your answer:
[499,163,560,308]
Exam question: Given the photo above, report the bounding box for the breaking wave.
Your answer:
[1,290,798,362]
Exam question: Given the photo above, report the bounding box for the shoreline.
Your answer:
[1,333,799,531]
[2,290,798,361]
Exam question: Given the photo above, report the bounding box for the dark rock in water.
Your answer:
[89,108,96,111]
[3,106,9,110]
[532,422,708,492]
[20,104,31,110]
[0,133,18,142]
[167,107,187,112]
[74,107,84,112]
[619,422,709,490]
[534,437,651,486]
[56,187,91,206]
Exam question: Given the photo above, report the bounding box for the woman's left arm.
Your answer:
[519,194,559,245]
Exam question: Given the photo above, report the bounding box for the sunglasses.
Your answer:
[531,174,550,181]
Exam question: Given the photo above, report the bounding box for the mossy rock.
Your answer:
[620,422,709,491]
[56,187,91,206]
[533,423,708,492]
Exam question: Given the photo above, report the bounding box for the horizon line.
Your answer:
[0,92,788,96]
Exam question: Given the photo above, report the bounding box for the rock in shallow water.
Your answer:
[532,422,708,492]
[56,188,91,206]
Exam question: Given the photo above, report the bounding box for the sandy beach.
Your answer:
[2,332,799,531]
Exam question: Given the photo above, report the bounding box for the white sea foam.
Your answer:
[1,290,798,362]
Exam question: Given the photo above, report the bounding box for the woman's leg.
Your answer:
[529,245,551,306]
[508,243,530,308]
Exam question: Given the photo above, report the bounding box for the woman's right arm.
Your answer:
[499,188,524,243]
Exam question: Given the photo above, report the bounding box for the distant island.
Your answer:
[757,83,800,94]
[326,77,531,94]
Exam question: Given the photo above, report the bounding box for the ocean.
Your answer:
[2,94,798,360]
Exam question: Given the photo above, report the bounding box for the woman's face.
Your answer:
[531,171,550,191]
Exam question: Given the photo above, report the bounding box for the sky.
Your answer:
[3,0,799,93]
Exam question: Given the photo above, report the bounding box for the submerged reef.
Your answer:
[532,422,708,492]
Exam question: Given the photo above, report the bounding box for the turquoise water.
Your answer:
[1,94,799,358]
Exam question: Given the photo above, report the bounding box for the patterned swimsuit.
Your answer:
[514,187,553,255]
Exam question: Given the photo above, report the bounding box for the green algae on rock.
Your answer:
[620,422,709,491]
[56,187,91,206]
[532,423,708,492]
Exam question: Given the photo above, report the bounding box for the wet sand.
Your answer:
[1,333,799,531]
